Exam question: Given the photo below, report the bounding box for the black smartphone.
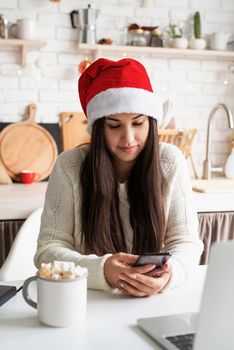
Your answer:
[134,252,172,268]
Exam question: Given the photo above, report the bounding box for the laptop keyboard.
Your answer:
[165,333,195,350]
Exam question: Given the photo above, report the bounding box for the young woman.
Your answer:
[34,58,203,297]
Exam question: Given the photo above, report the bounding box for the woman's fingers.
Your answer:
[116,252,139,265]
[146,262,171,277]
[119,273,161,295]
[118,263,172,296]
[118,280,150,297]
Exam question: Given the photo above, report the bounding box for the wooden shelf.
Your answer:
[0,38,47,67]
[77,43,234,61]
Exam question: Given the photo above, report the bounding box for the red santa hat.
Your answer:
[78,58,162,133]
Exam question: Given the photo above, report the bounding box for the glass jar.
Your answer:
[142,30,151,46]
[150,29,163,47]
[127,29,147,46]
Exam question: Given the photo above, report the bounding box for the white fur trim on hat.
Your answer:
[86,87,162,134]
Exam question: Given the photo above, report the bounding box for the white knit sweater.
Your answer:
[34,143,203,292]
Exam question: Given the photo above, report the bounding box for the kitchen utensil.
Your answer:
[60,112,91,151]
[0,13,9,39]
[70,4,100,44]
[0,104,58,182]
[0,121,62,154]
[20,170,40,184]
[10,19,36,40]
[23,270,87,327]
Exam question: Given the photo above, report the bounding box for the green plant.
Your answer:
[167,23,183,38]
[194,11,201,39]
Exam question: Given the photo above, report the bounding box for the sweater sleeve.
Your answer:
[34,151,112,292]
[160,145,204,291]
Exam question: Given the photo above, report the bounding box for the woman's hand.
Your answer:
[104,252,156,289]
[104,253,172,297]
[118,262,172,297]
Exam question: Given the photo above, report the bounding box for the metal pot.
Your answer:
[70,4,100,44]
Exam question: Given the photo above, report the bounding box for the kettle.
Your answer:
[0,13,9,39]
[70,4,100,44]
[210,32,231,50]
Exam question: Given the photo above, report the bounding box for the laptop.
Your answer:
[137,240,234,350]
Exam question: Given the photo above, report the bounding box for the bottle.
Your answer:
[128,29,147,46]
[224,140,234,179]
[0,14,9,39]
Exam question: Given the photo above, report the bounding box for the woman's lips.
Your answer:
[118,146,138,153]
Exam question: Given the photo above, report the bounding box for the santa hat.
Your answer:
[78,58,162,133]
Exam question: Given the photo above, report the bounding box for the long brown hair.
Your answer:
[80,117,165,255]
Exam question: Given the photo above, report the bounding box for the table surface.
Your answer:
[0,182,234,220]
[0,266,207,350]
[0,182,47,220]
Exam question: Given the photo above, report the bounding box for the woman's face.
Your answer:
[104,113,149,168]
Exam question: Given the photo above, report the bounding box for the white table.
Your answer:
[0,266,206,350]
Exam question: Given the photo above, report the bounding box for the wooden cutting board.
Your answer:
[0,104,58,182]
[60,112,91,151]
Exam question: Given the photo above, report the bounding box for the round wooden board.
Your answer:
[0,104,58,182]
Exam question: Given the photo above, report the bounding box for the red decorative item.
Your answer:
[78,58,163,131]
[79,59,92,74]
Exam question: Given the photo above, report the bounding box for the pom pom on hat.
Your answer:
[78,58,162,133]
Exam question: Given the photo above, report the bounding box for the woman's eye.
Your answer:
[133,121,144,127]
[108,125,120,129]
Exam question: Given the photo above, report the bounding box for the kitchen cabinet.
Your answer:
[0,38,47,67]
[0,183,234,267]
[192,191,234,264]
[77,43,234,61]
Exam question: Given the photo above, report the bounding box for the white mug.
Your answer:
[22,273,87,327]
[16,19,36,40]
[210,32,231,51]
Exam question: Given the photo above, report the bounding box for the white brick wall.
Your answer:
[0,0,234,176]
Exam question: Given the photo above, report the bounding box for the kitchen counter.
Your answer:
[0,182,234,220]
[193,192,234,212]
[0,182,47,220]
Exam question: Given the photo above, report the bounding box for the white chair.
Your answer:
[0,207,43,281]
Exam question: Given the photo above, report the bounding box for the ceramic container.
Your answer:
[169,38,188,49]
[210,32,231,51]
[189,38,207,50]
[23,272,88,327]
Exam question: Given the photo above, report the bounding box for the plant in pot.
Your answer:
[189,11,206,50]
[167,23,188,49]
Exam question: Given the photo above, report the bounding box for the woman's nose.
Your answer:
[121,126,134,143]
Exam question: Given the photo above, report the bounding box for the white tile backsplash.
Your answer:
[0,0,233,176]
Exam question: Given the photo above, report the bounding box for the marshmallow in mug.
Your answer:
[38,261,87,280]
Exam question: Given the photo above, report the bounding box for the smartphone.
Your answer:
[134,252,172,268]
